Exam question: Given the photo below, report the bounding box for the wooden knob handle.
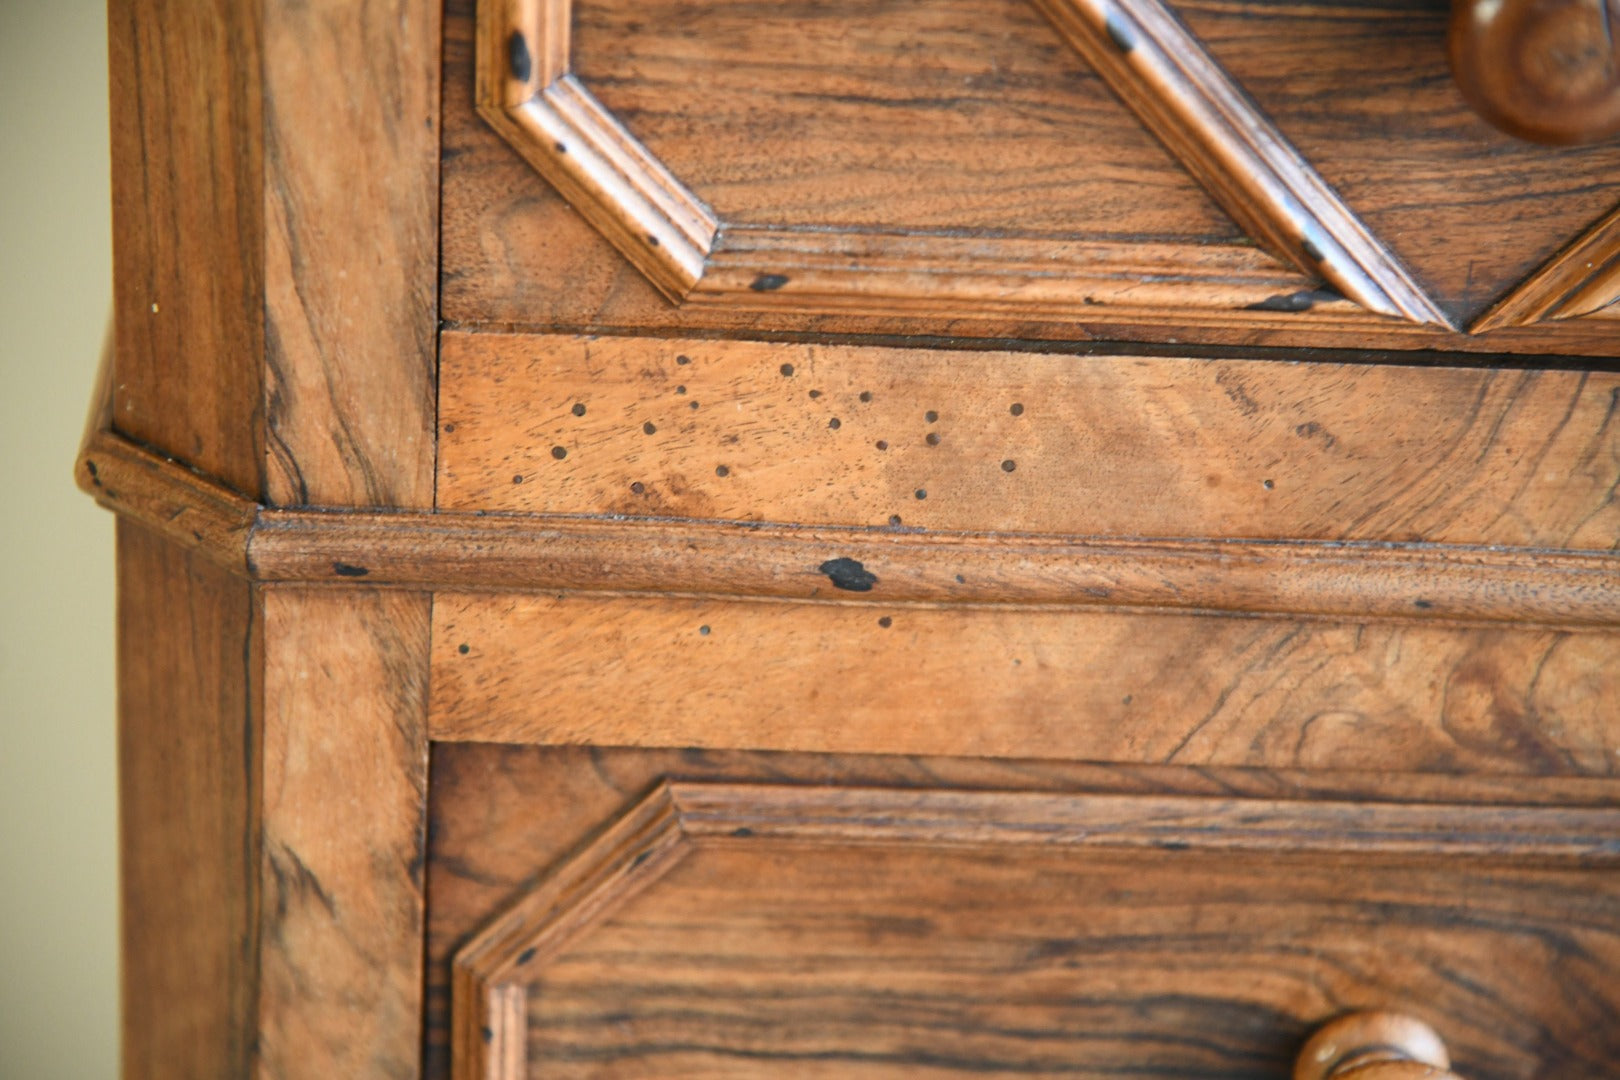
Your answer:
[1295,1012,1465,1080]
[1449,0,1620,144]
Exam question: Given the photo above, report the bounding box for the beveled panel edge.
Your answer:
[76,427,1620,627]
[1029,0,1449,328]
[450,781,688,1080]
[1473,203,1620,333]
[450,780,1620,1080]
[473,0,1457,331]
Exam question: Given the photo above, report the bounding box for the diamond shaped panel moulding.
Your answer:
[477,0,1585,332]
[1472,203,1620,333]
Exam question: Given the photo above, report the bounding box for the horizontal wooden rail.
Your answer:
[76,427,1620,627]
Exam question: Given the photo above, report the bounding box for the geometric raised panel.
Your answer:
[476,0,1449,329]
[452,782,1620,1079]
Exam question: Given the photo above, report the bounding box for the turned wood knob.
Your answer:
[1295,1012,1465,1080]
[1449,0,1620,144]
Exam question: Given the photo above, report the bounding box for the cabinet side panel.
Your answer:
[108,0,266,496]
[117,520,261,1080]
[256,589,431,1079]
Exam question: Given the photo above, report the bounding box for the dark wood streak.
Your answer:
[110,0,441,510]
[1028,0,1447,326]
[1173,0,1620,328]
[257,588,431,1079]
[116,521,261,1080]
[1473,204,1620,333]
[259,0,441,509]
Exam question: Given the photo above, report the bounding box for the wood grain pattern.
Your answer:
[248,510,1620,628]
[110,0,442,508]
[257,588,432,1079]
[1473,204,1620,333]
[261,0,441,508]
[78,429,258,573]
[1173,0,1620,331]
[429,591,1620,776]
[441,0,1620,352]
[109,0,265,496]
[569,0,1240,239]
[566,0,1369,324]
[478,0,1377,325]
[76,426,1620,627]
[438,332,1620,551]
[445,772,1620,1079]
[116,521,260,1080]
[1030,0,1445,326]
[422,744,1620,1080]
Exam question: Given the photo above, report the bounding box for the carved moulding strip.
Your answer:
[450,780,1620,1080]
[1473,203,1620,333]
[475,0,1449,328]
[76,428,1620,628]
[1028,0,1449,327]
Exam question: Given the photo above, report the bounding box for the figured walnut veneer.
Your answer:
[449,774,1620,1080]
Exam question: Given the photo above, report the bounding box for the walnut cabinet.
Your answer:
[83,0,1620,1077]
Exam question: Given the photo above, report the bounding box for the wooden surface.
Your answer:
[117,521,260,1080]
[77,428,1620,627]
[1030,0,1443,325]
[1474,204,1620,332]
[1173,0,1620,328]
[438,333,1620,550]
[78,429,259,573]
[261,0,442,508]
[72,426,1620,626]
[426,746,1620,1080]
[567,0,1238,239]
[479,0,1445,327]
[98,2,1620,1076]
[109,0,265,495]
[461,783,1619,1079]
[441,0,1620,351]
[109,0,441,508]
[256,588,431,1079]
[429,592,1619,775]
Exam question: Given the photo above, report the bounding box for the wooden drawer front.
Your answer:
[431,747,1620,1080]
[443,0,1620,354]
[437,332,1620,552]
[429,594,1619,777]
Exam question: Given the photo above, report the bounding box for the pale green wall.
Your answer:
[0,0,120,1076]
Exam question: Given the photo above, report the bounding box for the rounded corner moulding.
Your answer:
[472,0,1462,330]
